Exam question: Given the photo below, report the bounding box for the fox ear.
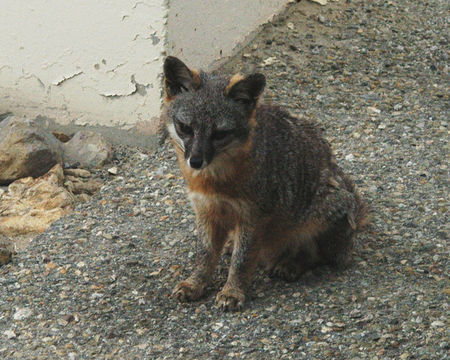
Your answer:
[225,73,266,106]
[163,56,200,99]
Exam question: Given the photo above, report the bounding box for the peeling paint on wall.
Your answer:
[0,0,289,131]
[0,0,167,128]
[52,71,84,86]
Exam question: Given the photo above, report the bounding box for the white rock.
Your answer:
[108,166,118,175]
[368,106,381,114]
[13,308,32,321]
[263,57,277,66]
[4,330,16,339]
[345,154,355,161]
[431,320,445,327]
[321,326,332,333]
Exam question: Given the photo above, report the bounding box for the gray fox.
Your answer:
[163,56,369,311]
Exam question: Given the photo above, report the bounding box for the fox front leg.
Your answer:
[173,218,228,302]
[216,224,259,311]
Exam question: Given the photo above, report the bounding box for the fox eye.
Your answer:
[212,130,231,141]
[176,121,193,136]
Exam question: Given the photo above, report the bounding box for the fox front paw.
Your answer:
[172,280,205,302]
[215,287,245,312]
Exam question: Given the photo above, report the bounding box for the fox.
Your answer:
[163,56,369,311]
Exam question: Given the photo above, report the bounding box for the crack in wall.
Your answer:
[52,71,84,86]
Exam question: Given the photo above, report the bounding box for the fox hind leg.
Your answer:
[271,189,362,280]
[270,240,323,281]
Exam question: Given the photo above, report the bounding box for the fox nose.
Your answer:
[189,157,203,169]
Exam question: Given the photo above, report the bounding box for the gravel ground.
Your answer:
[1,0,448,359]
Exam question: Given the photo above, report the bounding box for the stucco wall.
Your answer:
[0,0,167,129]
[0,0,289,130]
[167,0,290,70]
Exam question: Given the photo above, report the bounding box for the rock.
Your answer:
[0,164,75,237]
[64,168,91,178]
[345,154,355,161]
[70,179,102,195]
[108,166,118,175]
[431,320,445,327]
[62,130,112,169]
[64,170,101,195]
[13,308,33,321]
[51,131,72,143]
[318,15,327,24]
[367,106,381,114]
[3,330,16,339]
[0,116,63,185]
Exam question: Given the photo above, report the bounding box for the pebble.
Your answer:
[345,154,355,161]
[13,308,32,321]
[4,330,16,339]
[430,321,445,327]
[108,166,118,175]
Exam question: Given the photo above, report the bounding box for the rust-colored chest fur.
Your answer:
[172,139,253,200]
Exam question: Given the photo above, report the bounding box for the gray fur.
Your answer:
[164,57,369,311]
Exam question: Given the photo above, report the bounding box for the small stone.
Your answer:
[318,15,326,24]
[58,314,75,327]
[321,326,332,333]
[263,57,277,66]
[350,309,362,318]
[45,262,57,271]
[108,167,118,175]
[13,308,32,321]
[51,131,72,143]
[283,304,295,311]
[4,330,16,339]
[431,320,445,327]
[71,180,102,195]
[345,154,355,161]
[287,22,295,30]
[368,106,381,114]
[64,168,91,178]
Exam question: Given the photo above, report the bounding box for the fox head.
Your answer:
[163,56,266,170]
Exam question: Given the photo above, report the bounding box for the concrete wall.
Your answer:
[0,0,167,129]
[0,0,289,131]
[167,0,290,70]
